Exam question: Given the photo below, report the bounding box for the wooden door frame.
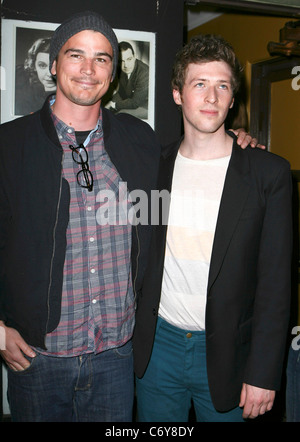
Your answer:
[249,56,300,150]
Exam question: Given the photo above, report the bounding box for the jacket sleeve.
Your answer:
[0,145,11,322]
[244,159,293,390]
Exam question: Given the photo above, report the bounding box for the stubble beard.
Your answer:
[69,93,101,106]
[65,77,107,107]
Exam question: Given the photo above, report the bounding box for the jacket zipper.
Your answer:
[45,152,64,340]
[133,225,140,309]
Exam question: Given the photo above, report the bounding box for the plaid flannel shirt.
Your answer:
[40,103,134,356]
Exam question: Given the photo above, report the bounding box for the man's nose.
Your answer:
[81,58,95,75]
[205,86,218,103]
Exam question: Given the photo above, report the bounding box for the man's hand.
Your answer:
[239,383,275,419]
[0,320,36,371]
[230,128,266,150]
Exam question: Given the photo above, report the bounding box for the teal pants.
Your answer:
[136,316,244,422]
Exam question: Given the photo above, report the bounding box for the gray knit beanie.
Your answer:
[50,10,119,79]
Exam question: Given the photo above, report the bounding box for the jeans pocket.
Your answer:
[114,340,133,358]
[7,352,38,375]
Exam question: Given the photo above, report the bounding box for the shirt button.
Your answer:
[90,268,96,274]
[92,299,97,304]
[186,333,192,338]
[87,206,92,211]
[89,237,95,242]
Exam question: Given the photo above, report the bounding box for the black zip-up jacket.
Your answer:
[0,99,160,349]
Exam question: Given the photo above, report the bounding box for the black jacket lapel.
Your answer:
[207,143,251,292]
[151,139,181,264]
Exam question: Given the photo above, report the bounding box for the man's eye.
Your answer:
[96,57,111,64]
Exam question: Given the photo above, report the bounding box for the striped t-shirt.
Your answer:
[159,151,230,331]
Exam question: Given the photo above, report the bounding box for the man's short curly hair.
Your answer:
[171,34,243,96]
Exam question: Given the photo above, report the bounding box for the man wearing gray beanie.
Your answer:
[49,11,119,80]
[0,10,161,422]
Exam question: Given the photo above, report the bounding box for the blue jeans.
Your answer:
[286,344,300,422]
[136,317,244,422]
[7,340,134,422]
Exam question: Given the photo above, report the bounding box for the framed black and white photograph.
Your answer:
[105,29,156,129]
[1,19,58,123]
[1,19,156,128]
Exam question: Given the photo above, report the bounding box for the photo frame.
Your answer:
[1,19,58,123]
[105,28,156,129]
[1,19,156,128]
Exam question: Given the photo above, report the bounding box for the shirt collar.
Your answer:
[48,95,103,147]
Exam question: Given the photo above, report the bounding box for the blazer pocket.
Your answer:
[239,317,252,344]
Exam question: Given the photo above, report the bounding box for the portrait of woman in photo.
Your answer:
[15,36,56,115]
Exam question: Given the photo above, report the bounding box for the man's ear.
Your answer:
[229,97,235,109]
[51,60,57,77]
[173,88,182,106]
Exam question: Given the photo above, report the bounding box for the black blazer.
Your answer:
[133,136,293,412]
